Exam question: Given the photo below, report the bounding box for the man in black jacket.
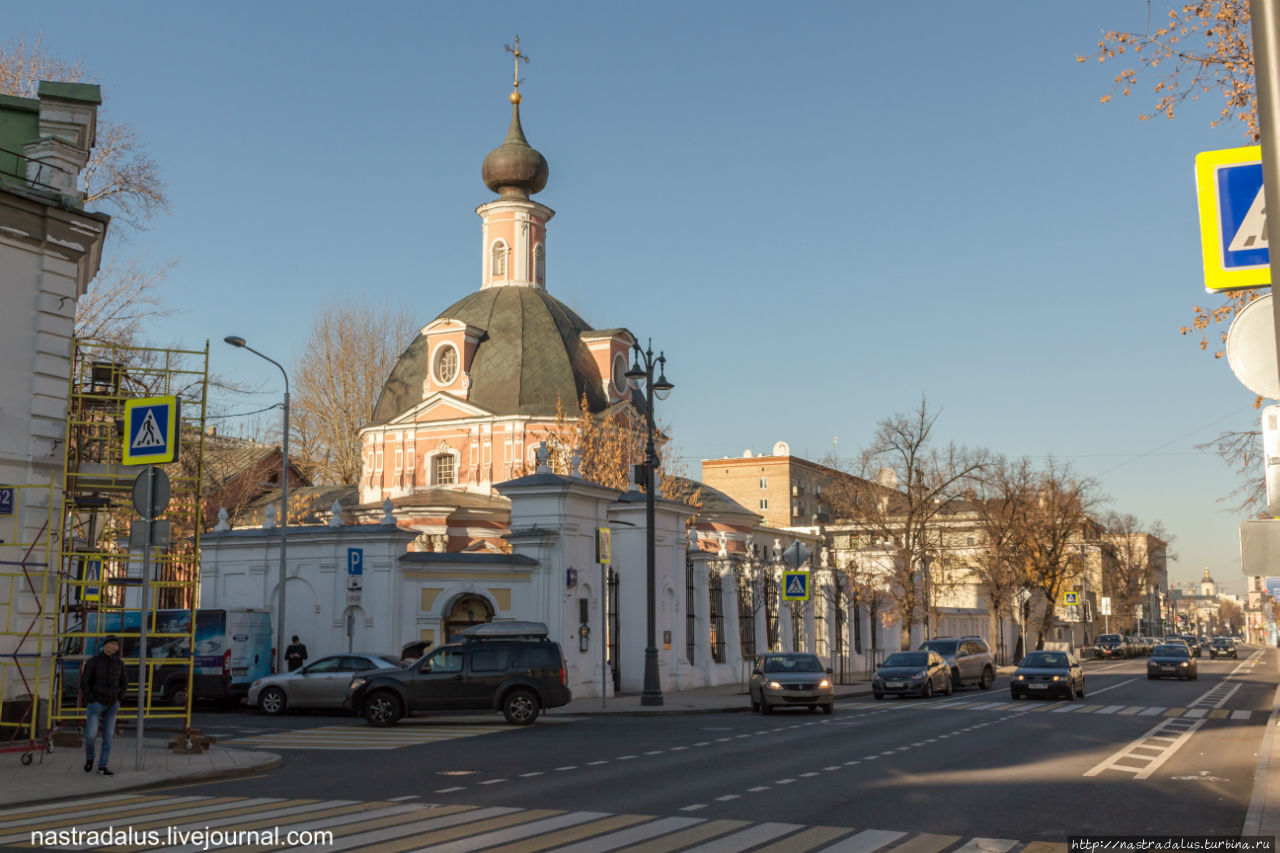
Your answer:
[285,636,308,672]
[80,635,127,776]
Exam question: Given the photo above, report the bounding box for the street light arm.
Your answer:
[240,343,289,395]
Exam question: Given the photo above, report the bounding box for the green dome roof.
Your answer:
[371,287,616,425]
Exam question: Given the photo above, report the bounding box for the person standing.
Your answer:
[80,635,127,776]
[285,635,308,672]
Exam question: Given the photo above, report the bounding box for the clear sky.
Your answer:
[9,2,1263,593]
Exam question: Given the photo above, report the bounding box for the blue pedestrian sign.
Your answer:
[782,570,811,602]
[348,548,363,575]
[122,396,180,465]
[1196,145,1270,292]
[0,487,12,516]
[83,558,101,602]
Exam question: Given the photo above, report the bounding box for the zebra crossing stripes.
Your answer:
[222,722,533,750]
[844,698,1262,721]
[0,793,1061,853]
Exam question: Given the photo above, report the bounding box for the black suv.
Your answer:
[1209,636,1238,659]
[917,636,995,690]
[346,621,571,726]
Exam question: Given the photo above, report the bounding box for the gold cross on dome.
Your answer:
[506,36,530,89]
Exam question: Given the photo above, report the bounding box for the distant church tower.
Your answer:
[1200,568,1217,598]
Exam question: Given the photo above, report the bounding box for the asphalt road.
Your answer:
[153,646,1277,845]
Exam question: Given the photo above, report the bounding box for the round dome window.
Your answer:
[435,344,459,385]
[612,352,629,395]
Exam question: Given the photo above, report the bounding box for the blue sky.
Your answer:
[10,2,1262,592]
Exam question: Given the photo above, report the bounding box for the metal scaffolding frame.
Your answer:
[53,340,209,728]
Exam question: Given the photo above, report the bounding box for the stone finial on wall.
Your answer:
[687,526,699,551]
[535,441,551,474]
[381,498,395,525]
[328,500,345,527]
[571,448,583,478]
[717,531,728,558]
[214,507,230,532]
[263,504,277,530]
[626,464,639,492]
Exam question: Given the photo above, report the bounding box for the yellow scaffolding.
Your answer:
[54,340,208,727]
[0,483,57,763]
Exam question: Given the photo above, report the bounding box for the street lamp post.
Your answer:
[224,336,290,674]
[625,338,673,707]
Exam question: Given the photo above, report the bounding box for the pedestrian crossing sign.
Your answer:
[1195,145,1270,292]
[782,570,810,601]
[83,558,101,602]
[122,396,180,465]
[1063,591,1079,606]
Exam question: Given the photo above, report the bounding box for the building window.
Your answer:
[709,571,726,664]
[612,352,628,396]
[434,344,459,385]
[759,477,768,489]
[491,241,507,277]
[759,498,768,511]
[433,453,456,486]
[534,242,545,283]
[406,444,415,471]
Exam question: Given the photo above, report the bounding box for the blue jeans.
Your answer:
[84,701,119,768]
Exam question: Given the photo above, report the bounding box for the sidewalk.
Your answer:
[0,734,281,808]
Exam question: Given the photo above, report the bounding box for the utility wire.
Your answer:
[206,403,283,421]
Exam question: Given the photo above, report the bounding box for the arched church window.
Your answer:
[534,243,545,284]
[491,241,508,277]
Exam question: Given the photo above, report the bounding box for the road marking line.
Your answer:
[748,786,771,792]
[775,779,796,784]
[819,827,908,853]
[680,805,708,812]
[1084,715,1206,779]
[950,838,1019,853]
[715,795,740,801]
[679,821,804,853]
[435,787,465,793]
[1233,710,1253,720]
[587,760,609,765]
[519,772,543,777]
[556,766,578,771]
[1210,709,1231,719]
[479,779,507,785]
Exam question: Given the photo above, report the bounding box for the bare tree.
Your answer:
[290,297,417,484]
[1024,459,1103,649]
[1103,513,1177,633]
[824,397,989,649]
[967,455,1035,663]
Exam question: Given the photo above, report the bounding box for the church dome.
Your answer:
[481,98,548,199]
[370,287,613,425]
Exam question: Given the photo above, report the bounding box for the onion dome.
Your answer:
[481,93,549,199]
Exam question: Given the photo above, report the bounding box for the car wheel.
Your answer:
[502,689,540,725]
[922,680,934,699]
[258,687,286,716]
[822,703,834,714]
[1077,681,1086,699]
[951,669,961,691]
[1010,688,1019,700]
[979,667,995,690]
[166,682,189,707]
[364,691,402,727]
[944,675,954,696]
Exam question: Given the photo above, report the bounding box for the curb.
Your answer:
[1243,648,1279,836]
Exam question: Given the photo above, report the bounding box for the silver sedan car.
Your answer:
[748,652,834,714]
[248,653,402,715]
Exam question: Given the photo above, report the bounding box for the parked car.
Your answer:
[1095,634,1130,660]
[1148,643,1198,680]
[1142,637,1157,655]
[346,621,571,726]
[872,651,952,700]
[917,636,995,690]
[1010,650,1084,700]
[1209,637,1238,659]
[749,652,835,714]
[1180,635,1203,657]
[249,653,403,715]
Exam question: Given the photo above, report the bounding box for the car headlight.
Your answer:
[819,679,830,689]
[1180,661,1189,667]
[1015,674,1026,681]
[911,670,926,680]
[1051,675,1063,682]
[768,681,782,690]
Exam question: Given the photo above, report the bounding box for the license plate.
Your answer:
[232,668,248,675]
[886,681,904,688]
[1162,666,1177,671]
[1029,683,1048,690]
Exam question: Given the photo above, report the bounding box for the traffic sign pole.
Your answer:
[1251,0,1280,393]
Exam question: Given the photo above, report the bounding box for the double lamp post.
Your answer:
[624,339,673,707]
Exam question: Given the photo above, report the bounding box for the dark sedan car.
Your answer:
[1095,634,1130,660]
[1010,650,1084,700]
[872,651,952,700]
[1148,643,1198,679]
[1209,637,1238,659]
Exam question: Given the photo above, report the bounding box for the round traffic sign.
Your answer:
[131,468,171,519]
[1226,293,1280,399]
